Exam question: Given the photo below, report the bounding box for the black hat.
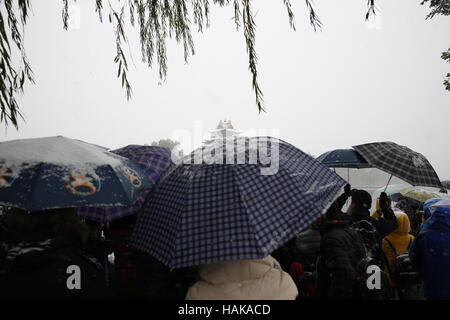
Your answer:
[351,189,372,209]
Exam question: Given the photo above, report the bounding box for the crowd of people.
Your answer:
[0,184,449,300]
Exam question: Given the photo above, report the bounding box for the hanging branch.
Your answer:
[442,48,450,91]
[305,0,321,31]
[421,0,450,19]
[421,0,450,91]
[241,0,264,112]
[110,3,133,100]
[283,0,296,31]
[2,0,396,129]
[0,0,33,129]
[365,0,377,20]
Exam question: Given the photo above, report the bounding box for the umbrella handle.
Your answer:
[383,174,393,193]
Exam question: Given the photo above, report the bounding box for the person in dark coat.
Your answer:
[349,190,398,269]
[315,184,366,299]
[108,214,138,299]
[396,197,422,236]
[295,224,322,272]
[409,205,450,300]
[134,251,198,300]
[0,207,110,300]
[271,237,299,273]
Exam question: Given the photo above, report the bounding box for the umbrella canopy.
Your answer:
[130,136,346,269]
[316,149,371,169]
[353,142,443,189]
[0,136,151,212]
[398,187,443,203]
[77,145,174,223]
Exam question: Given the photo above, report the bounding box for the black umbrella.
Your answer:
[316,148,372,183]
[353,142,442,189]
[316,149,371,169]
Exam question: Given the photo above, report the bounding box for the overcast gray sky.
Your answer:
[2,0,450,180]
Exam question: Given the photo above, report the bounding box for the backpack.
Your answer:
[351,219,384,267]
[350,220,392,300]
[384,237,420,286]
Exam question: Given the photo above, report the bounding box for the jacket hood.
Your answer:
[393,213,411,235]
[198,255,278,285]
[423,198,442,220]
[186,255,298,300]
[427,206,450,230]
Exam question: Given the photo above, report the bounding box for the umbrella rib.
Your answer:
[171,167,191,269]
[230,165,266,258]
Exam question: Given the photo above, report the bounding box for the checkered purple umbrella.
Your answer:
[77,145,174,223]
[130,136,346,269]
[353,142,443,189]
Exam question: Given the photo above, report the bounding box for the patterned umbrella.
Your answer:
[371,184,410,202]
[77,145,174,223]
[353,142,443,189]
[398,187,443,203]
[316,149,371,169]
[0,136,151,212]
[130,136,346,269]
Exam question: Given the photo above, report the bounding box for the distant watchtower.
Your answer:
[204,119,241,145]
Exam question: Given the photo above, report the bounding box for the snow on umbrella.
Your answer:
[0,136,152,212]
[77,145,174,223]
[397,187,443,204]
[130,136,346,269]
[353,142,443,189]
[316,149,371,169]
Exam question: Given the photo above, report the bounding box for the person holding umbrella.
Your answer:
[76,145,175,299]
[0,137,153,299]
[315,184,366,299]
[349,190,398,268]
[130,136,347,300]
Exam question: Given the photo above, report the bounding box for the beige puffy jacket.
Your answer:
[185,255,298,300]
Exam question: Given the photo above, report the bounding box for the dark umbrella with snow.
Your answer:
[130,136,346,269]
[0,136,152,212]
[353,141,443,189]
[316,149,371,169]
[316,148,371,182]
